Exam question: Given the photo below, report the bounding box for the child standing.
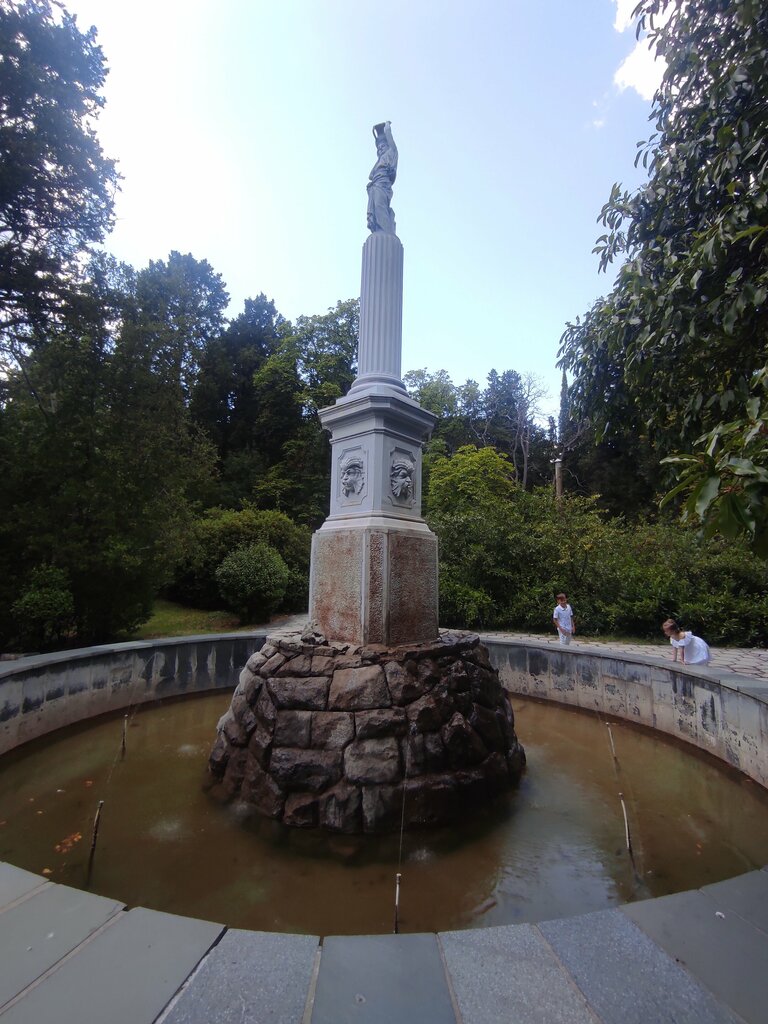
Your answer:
[661,619,711,665]
[553,593,575,646]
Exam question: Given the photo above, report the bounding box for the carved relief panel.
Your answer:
[387,446,416,509]
[338,446,368,505]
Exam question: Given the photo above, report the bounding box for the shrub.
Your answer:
[215,543,290,623]
[170,506,310,611]
[11,565,75,651]
[426,445,768,645]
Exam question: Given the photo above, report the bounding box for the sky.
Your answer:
[62,0,664,418]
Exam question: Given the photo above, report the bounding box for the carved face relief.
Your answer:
[390,457,415,501]
[340,455,365,497]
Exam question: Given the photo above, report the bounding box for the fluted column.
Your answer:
[350,232,406,394]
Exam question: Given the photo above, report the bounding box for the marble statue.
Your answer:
[367,121,398,235]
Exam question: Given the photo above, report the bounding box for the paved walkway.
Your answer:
[269,614,768,681]
[484,631,768,680]
[0,859,766,1023]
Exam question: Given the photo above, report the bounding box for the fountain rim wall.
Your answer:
[0,632,766,787]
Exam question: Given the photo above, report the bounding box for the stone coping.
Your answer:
[0,633,766,1022]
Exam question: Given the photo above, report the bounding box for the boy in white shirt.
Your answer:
[553,593,575,645]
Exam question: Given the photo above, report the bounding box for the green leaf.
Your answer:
[694,475,721,518]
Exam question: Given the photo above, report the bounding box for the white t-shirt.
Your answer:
[670,632,710,664]
[553,603,573,634]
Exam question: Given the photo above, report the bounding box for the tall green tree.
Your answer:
[0,0,118,356]
[133,251,229,398]
[559,0,768,551]
[0,258,216,647]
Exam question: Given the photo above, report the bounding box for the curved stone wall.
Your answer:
[483,636,768,788]
[1,632,766,792]
[0,633,266,756]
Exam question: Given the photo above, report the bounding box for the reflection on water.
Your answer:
[1,693,767,935]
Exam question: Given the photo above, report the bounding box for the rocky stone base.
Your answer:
[208,626,526,834]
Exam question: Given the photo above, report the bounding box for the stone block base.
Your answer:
[309,524,438,647]
[209,627,526,834]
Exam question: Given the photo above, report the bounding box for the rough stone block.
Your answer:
[243,759,285,817]
[407,687,452,730]
[344,736,401,784]
[404,731,449,775]
[355,707,408,739]
[362,784,404,833]
[442,712,487,766]
[267,676,330,711]
[247,720,272,768]
[254,687,277,729]
[311,710,355,749]
[329,664,390,710]
[269,747,343,792]
[274,709,312,748]
[260,652,286,676]
[274,654,313,677]
[384,660,426,705]
[284,790,320,828]
[319,781,362,832]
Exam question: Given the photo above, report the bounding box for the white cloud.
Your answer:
[611,0,669,102]
[613,0,637,33]
[614,37,664,101]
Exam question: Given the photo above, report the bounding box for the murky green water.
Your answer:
[1,693,767,935]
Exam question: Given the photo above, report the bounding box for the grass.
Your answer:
[130,599,251,639]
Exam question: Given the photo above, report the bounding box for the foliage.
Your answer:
[405,367,556,492]
[10,565,74,650]
[427,446,768,644]
[559,0,768,549]
[215,542,290,624]
[0,0,118,355]
[170,506,310,612]
[0,256,217,647]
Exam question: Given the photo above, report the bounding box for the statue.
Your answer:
[367,122,398,235]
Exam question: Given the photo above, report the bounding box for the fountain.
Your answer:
[208,122,525,831]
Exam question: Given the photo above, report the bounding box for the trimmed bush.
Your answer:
[11,565,75,650]
[215,543,290,623]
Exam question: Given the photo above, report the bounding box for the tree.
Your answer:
[0,1,118,356]
[559,0,768,551]
[133,251,229,397]
[0,256,217,647]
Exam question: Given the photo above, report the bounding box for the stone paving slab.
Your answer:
[0,862,48,908]
[0,906,223,1024]
[701,869,768,933]
[439,923,595,1024]
[0,883,123,1011]
[539,908,738,1024]
[310,932,457,1024]
[623,889,768,1024]
[159,928,319,1024]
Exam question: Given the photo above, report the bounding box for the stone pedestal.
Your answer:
[209,627,526,834]
[310,523,437,647]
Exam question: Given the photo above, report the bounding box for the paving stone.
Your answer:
[623,889,768,1023]
[0,863,47,908]
[700,869,768,933]
[539,908,738,1024]
[311,933,457,1024]
[0,883,123,1010]
[161,928,319,1024]
[0,906,223,1024]
[440,923,594,1024]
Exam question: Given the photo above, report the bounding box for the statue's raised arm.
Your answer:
[367,121,398,235]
